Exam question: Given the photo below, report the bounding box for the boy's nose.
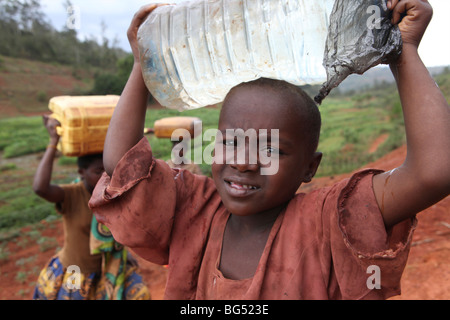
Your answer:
[228,141,260,172]
[230,160,259,173]
[222,136,262,172]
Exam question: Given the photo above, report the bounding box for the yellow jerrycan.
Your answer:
[48,95,120,157]
[154,116,202,140]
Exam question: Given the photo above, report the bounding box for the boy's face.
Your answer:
[211,85,321,217]
[79,158,105,194]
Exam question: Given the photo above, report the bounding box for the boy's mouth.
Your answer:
[224,179,260,197]
[228,181,258,190]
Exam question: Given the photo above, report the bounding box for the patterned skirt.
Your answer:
[33,255,151,300]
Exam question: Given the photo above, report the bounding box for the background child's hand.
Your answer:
[389,0,433,48]
[128,3,169,64]
[42,115,61,144]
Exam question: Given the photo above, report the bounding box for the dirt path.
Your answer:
[0,145,448,300]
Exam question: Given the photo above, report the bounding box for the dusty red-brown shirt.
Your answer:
[89,137,416,300]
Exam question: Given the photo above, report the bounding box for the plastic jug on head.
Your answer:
[138,0,335,111]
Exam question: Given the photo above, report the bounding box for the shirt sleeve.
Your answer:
[88,137,218,266]
[325,169,417,299]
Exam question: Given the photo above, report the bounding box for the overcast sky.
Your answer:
[40,0,450,68]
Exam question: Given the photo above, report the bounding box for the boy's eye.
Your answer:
[223,139,236,147]
[260,146,281,156]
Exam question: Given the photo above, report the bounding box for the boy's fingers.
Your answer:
[387,0,399,10]
[134,4,158,22]
[128,3,170,42]
[388,0,433,47]
[129,4,158,32]
[391,0,408,25]
[390,0,433,25]
[130,3,168,29]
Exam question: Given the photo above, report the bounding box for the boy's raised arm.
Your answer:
[373,0,450,228]
[103,4,164,176]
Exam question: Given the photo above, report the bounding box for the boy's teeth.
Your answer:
[231,182,257,190]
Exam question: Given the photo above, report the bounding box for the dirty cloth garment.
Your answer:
[89,137,416,300]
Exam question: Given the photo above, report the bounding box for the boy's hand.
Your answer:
[388,0,433,48]
[128,3,169,64]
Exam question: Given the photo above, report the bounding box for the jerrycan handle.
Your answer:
[56,126,64,136]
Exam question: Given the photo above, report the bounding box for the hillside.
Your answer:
[0,55,96,117]
[1,55,448,118]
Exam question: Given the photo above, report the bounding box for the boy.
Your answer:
[33,115,150,300]
[89,0,450,299]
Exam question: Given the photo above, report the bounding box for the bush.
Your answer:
[91,73,125,95]
[37,91,47,103]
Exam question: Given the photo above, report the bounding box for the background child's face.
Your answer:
[79,158,104,194]
[212,85,321,217]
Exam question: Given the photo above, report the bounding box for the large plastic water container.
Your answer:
[49,95,119,157]
[138,0,335,111]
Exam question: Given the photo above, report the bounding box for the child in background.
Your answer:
[89,0,450,299]
[32,115,150,300]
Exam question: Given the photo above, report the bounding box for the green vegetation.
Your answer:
[0,116,49,158]
[0,181,62,232]
[317,89,404,177]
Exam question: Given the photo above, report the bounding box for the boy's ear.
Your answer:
[78,168,85,180]
[304,152,322,183]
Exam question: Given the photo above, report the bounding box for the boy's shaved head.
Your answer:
[222,78,322,154]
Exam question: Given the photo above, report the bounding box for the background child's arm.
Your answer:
[33,115,65,203]
[103,4,164,176]
[373,0,450,228]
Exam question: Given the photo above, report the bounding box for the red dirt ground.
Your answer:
[0,144,449,300]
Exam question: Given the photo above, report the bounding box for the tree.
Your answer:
[91,54,134,95]
[0,0,126,70]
